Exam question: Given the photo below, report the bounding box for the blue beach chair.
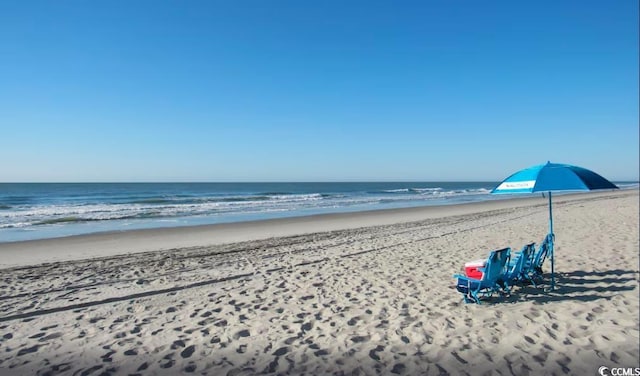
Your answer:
[502,242,536,291]
[454,247,511,304]
[526,234,553,287]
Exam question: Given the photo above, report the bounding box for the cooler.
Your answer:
[464,259,486,279]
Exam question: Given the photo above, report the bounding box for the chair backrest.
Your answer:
[521,242,536,267]
[506,242,535,280]
[484,247,511,282]
[509,249,526,274]
[533,234,553,268]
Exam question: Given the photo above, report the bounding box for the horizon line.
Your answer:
[1,180,638,184]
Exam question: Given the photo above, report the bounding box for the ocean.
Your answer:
[0,182,636,243]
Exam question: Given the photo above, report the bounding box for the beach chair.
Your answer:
[502,242,536,291]
[453,247,511,304]
[526,234,553,287]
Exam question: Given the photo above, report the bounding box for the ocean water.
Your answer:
[0,182,636,243]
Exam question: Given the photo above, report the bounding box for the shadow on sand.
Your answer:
[504,268,639,304]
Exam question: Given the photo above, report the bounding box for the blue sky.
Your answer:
[1,1,638,182]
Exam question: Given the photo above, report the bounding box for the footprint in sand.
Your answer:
[171,340,186,349]
[40,332,63,341]
[424,332,434,344]
[545,327,558,340]
[566,328,582,339]
[272,347,288,356]
[79,365,104,375]
[556,353,572,373]
[391,363,406,374]
[17,345,40,356]
[198,317,216,326]
[233,329,251,340]
[351,335,370,343]
[300,322,313,333]
[264,357,279,373]
[369,345,384,361]
[451,351,468,364]
[532,350,548,365]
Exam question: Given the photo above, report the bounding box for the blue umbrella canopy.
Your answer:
[491,162,618,194]
[491,162,618,290]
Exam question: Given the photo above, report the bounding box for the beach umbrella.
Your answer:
[491,161,618,290]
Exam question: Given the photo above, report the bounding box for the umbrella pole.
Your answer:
[548,191,555,290]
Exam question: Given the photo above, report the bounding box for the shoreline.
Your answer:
[0,189,633,269]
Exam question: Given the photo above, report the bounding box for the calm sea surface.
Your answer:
[0,182,636,242]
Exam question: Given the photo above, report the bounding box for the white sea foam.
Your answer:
[0,192,335,229]
[0,185,502,238]
[1,182,631,243]
[414,188,491,197]
[410,187,443,193]
[0,222,33,229]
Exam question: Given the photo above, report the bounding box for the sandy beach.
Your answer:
[0,189,637,375]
